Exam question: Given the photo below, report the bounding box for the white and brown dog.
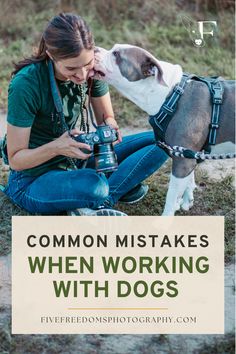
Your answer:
[94,44,235,215]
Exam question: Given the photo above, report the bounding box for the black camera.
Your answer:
[74,125,119,173]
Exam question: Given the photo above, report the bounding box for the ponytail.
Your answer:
[12,37,48,76]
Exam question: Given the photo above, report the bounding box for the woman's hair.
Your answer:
[12,13,94,75]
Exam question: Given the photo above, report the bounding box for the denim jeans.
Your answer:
[4,132,168,214]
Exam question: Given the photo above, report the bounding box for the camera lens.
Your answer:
[93,143,118,173]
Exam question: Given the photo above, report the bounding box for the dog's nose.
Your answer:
[87,69,95,78]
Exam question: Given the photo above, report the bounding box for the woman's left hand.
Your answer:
[104,117,122,143]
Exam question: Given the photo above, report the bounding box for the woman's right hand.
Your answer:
[52,129,92,160]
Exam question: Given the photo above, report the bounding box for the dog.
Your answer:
[93,44,235,215]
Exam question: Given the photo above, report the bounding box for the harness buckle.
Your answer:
[210,123,219,129]
[211,82,223,104]
[173,85,184,95]
[213,97,223,104]
[162,104,174,115]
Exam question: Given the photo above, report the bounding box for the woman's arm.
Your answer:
[91,92,122,141]
[7,124,91,171]
[91,92,115,124]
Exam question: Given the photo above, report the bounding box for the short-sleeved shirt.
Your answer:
[7,60,109,176]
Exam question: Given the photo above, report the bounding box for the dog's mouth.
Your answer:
[93,69,106,79]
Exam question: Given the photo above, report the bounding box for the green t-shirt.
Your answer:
[7,60,109,176]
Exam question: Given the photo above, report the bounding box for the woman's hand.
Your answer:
[104,117,122,143]
[7,125,91,171]
[52,129,92,160]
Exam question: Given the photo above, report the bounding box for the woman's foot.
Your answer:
[68,207,127,216]
[119,183,149,204]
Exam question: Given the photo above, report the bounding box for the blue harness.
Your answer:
[149,73,224,158]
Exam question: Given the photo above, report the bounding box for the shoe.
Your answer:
[119,183,149,204]
[68,207,127,216]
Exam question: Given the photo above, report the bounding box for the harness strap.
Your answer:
[149,73,224,159]
[208,79,224,145]
[190,75,224,146]
[149,73,191,142]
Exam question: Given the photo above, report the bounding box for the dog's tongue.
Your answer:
[89,68,106,80]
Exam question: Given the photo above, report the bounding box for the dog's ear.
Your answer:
[141,55,168,86]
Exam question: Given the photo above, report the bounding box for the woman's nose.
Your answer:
[76,67,88,79]
[87,69,95,78]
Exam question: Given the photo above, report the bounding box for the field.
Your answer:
[0,0,235,353]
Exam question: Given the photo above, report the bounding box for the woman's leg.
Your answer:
[104,131,168,206]
[4,169,109,214]
[4,131,167,214]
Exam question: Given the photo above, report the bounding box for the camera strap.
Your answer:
[48,59,70,132]
[48,59,87,170]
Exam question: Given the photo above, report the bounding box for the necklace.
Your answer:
[78,84,87,132]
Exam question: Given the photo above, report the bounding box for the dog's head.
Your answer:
[93,44,183,115]
[94,44,168,86]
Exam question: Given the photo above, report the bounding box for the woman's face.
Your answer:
[52,49,95,84]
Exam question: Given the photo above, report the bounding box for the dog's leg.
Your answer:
[180,171,196,211]
[162,173,193,215]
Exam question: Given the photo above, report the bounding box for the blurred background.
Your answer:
[0,0,235,123]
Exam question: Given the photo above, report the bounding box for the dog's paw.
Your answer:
[180,188,194,211]
[175,197,182,211]
[181,199,194,211]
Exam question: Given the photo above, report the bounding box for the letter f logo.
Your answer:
[181,16,217,47]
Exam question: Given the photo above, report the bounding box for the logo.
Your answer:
[181,15,217,47]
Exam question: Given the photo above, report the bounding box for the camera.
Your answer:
[74,125,119,173]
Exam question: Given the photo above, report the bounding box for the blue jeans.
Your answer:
[4,132,168,214]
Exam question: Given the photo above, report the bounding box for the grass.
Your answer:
[196,332,235,354]
[0,162,235,263]
[0,315,235,354]
[0,1,234,110]
[118,163,235,263]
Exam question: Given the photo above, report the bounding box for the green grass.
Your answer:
[0,1,234,110]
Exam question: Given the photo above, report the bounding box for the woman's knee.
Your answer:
[23,171,109,213]
[73,171,109,202]
[88,172,109,201]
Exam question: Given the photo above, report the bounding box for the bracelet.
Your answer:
[103,115,115,121]
[102,116,119,130]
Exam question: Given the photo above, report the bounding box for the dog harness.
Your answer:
[149,73,224,159]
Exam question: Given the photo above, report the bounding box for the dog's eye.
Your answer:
[112,50,120,58]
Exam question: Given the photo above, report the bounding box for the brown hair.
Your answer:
[12,13,94,75]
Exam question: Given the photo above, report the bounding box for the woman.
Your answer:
[4,13,168,216]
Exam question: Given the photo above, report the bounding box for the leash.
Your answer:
[158,141,236,160]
